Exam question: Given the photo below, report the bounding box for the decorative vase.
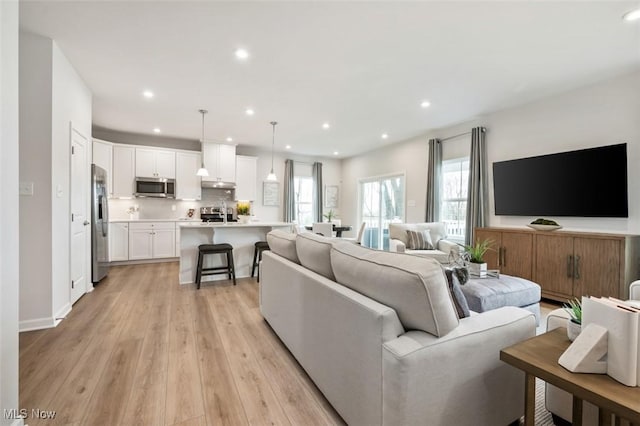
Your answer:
[468,262,487,278]
[238,215,250,224]
[567,319,582,342]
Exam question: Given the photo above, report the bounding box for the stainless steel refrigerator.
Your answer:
[91,164,110,282]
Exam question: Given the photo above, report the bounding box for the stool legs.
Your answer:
[195,248,236,289]
[228,251,236,286]
[257,249,264,283]
[251,247,259,278]
[196,251,204,289]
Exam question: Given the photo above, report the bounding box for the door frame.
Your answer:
[69,121,93,304]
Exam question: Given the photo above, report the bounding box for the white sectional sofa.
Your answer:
[260,230,537,426]
[388,222,460,263]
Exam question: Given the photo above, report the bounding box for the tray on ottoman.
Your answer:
[460,274,541,325]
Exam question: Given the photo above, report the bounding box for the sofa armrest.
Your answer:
[437,239,461,256]
[389,238,406,253]
[382,307,536,426]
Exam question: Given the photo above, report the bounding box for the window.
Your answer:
[359,174,405,250]
[441,157,469,243]
[294,176,314,226]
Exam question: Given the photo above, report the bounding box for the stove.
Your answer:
[200,206,237,223]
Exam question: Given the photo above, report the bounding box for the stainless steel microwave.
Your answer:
[134,177,175,198]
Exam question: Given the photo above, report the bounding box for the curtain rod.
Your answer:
[439,127,486,142]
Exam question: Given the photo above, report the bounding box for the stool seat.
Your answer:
[196,243,236,289]
[254,241,270,250]
[199,243,233,253]
[251,241,270,282]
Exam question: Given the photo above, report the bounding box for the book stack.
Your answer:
[582,296,640,386]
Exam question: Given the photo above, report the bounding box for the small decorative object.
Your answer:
[187,208,195,218]
[527,218,562,231]
[558,323,608,373]
[465,239,493,278]
[236,201,251,223]
[263,181,279,206]
[126,205,139,220]
[325,185,339,208]
[563,297,582,341]
[323,209,336,223]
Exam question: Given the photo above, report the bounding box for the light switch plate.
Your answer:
[19,182,34,196]
[407,199,416,207]
[56,184,63,198]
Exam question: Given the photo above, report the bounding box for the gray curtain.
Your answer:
[465,127,488,245]
[425,138,442,222]
[283,159,296,223]
[312,162,323,222]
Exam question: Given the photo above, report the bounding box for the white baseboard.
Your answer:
[19,303,72,332]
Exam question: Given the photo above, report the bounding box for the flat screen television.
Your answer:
[493,143,628,217]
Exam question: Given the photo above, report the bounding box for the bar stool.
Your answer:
[251,241,270,282]
[196,243,236,289]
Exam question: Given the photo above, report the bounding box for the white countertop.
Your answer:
[110,218,198,223]
[178,222,292,228]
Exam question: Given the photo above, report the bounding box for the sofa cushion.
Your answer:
[406,229,434,250]
[405,249,450,264]
[389,222,447,246]
[266,230,300,264]
[296,233,336,281]
[330,242,459,336]
[444,268,471,318]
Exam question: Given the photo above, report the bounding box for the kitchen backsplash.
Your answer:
[109,188,238,220]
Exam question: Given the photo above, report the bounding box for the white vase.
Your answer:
[468,262,487,278]
[567,319,582,342]
[238,215,250,224]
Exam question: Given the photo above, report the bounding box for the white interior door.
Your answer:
[70,127,90,304]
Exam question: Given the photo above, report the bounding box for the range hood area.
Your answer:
[200,142,237,189]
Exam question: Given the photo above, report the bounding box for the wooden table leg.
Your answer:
[573,395,583,426]
[524,373,535,426]
[599,407,612,426]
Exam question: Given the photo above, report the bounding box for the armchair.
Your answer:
[388,222,460,263]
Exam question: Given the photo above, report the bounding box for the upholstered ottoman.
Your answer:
[460,274,541,325]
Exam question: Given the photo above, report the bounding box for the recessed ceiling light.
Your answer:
[235,48,250,60]
[420,100,431,108]
[153,127,161,134]
[333,151,339,155]
[623,8,640,21]
[226,137,233,142]
[245,108,255,116]
[285,145,291,149]
[322,122,330,129]
[381,133,389,139]
[143,90,154,99]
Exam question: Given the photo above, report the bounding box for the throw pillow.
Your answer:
[444,268,471,318]
[406,229,434,250]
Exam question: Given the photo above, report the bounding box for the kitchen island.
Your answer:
[178,222,292,285]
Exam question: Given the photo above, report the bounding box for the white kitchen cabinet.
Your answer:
[109,222,129,261]
[112,145,135,198]
[235,155,258,201]
[202,143,236,183]
[93,139,113,196]
[175,224,181,258]
[135,148,176,178]
[175,152,202,200]
[128,222,176,260]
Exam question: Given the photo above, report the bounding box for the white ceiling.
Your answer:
[19,1,640,158]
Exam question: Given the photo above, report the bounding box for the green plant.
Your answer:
[323,209,335,222]
[236,201,250,216]
[464,239,493,264]
[563,298,582,324]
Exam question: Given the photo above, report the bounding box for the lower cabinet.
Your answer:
[128,222,176,260]
[474,228,533,280]
[109,222,129,261]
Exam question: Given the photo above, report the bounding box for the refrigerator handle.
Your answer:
[100,195,109,237]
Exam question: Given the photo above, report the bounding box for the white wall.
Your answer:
[341,71,640,235]
[1,1,20,423]
[19,32,92,330]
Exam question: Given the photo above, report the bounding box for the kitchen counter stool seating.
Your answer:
[251,241,270,282]
[196,243,236,289]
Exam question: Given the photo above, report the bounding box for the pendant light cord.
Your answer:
[270,121,277,173]
[199,109,208,168]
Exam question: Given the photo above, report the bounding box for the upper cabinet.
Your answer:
[202,143,236,183]
[235,155,258,201]
[135,148,176,178]
[92,139,113,196]
[112,145,135,198]
[175,152,202,200]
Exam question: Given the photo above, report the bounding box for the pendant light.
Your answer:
[266,121,278,181]
[196,109,209,177]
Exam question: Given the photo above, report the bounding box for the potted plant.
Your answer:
[323,209,336,223]
[236,201,251,224]
[464,239,493,277]
[563,298,582,341]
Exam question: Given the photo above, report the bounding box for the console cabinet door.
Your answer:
[501,232,533,280]
[474,229,501,270]
[574,237,621,298]
[535,234,574,300]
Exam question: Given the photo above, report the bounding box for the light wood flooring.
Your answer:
[19,262,345,426]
